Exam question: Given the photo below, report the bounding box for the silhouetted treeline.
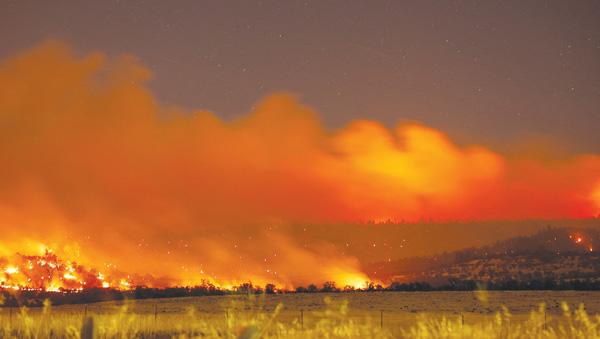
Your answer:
[0,280,225,307]
[4,277,600,307]
[439,279,600,292]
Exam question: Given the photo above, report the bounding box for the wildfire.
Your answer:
[338,274,372,290]
[0,41,599,292]
[0,248,128,292]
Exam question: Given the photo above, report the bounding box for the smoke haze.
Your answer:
[1,41,599,288]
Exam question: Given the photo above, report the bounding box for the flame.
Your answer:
[4,266,19,275]
[338,275,371,290]
[571,233,585,244]
[569,232,596,253]
[0,248,126,291]
[0,40,599,289]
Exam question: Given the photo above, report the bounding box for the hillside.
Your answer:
[366,226,600,286]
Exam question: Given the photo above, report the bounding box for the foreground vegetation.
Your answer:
[1,292,600,338]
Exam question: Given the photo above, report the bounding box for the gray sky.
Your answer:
[2,0,599,153]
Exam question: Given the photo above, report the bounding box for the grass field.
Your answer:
[1,291,600,338]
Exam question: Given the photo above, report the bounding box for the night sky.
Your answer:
[2,0,599,154]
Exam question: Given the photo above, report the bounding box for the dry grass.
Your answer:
[0,291,600,338]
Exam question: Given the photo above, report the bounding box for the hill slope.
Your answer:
[366,226,600,286]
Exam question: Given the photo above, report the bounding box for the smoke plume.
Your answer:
[0,41,599,289]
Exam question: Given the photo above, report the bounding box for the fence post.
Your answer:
[380,310,383,329]
[301,309,303,331]
[155,303,158,323]
[81,316,98,339]
[462,313,464,326]
[84,303,87,318]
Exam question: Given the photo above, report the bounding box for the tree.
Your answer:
[321,281,338,293]
[387,282,405,291]
[265,283,276,294]
[343,285,356,292]
[295,286,307,293]
[237,282,253,295]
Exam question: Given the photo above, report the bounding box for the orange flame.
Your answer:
[0,248,123,292]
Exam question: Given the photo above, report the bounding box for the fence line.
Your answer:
[0,299,570,337]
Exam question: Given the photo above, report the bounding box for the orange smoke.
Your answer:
[0,40,599,289]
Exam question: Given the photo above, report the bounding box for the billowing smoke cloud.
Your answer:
[0,41,599,289]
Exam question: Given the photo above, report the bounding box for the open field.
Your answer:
[2,291,600,338]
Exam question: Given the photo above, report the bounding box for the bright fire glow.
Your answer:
[63,272,77,280]
[4,266,19,275]
[339,274,372,290]
[569,233,596,252]
[0,248,123,292]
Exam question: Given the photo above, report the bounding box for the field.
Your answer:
[2,291,600,338]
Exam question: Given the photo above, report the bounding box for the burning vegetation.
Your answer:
[0,249,129,292]
[2,224,600,297]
